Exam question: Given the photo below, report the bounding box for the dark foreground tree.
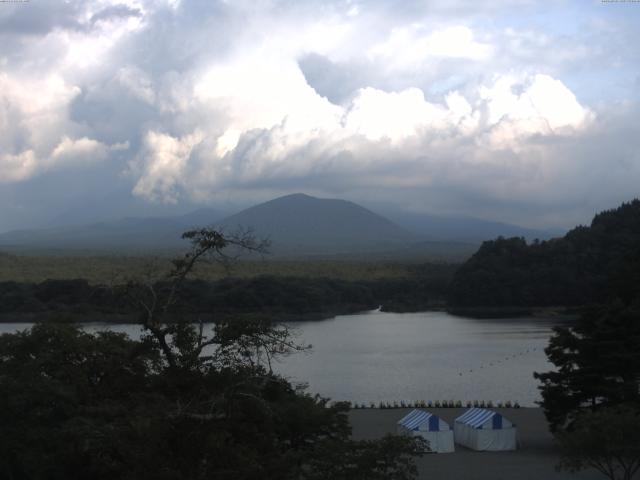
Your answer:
[0,228,426,480]
[556,405,640,480]
[534,299,640,431]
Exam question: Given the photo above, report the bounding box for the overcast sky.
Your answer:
[1,0,639,232]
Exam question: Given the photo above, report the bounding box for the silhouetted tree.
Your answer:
[556,404,640,480]
[535,300,640,431]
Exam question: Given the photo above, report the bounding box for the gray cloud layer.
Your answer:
[0,0,639,232]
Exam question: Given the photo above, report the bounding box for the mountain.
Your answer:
[384,211,560,243]
[0,208,223,253]
[0,194,419,255]
[174,208,225,229]
[216,193,416,255]
[0,193,561,258]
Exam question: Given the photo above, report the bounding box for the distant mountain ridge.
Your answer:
[0,193,557,257]
[0,208,222,252]
[385,211,560,243]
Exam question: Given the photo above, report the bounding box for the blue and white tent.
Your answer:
[396,409,454,453]
[454,408,517,451]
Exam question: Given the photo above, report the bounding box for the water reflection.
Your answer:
[276,311,560,406]
[0,311,561,406]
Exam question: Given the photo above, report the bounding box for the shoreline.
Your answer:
[349,407,600,480]
[0,305,575,324]
[0,309,367,324]
[447,305,581,320]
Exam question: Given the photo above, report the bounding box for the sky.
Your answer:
[0,0,639,232]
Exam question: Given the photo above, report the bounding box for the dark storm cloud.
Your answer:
[90,4,142,25]
[298,54,363,104]
[0,1,84,36]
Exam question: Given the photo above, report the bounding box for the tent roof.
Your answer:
[397,409,446,431]
[455,408,506,428]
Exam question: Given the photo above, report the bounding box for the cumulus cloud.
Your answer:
[51,136,110,164]
[479,73,593,150]
[132,130,204,203]
[0,1,144,186]
[0,0,639,231]
[0,73,79,182]
[0,69,125,184]
[130,70,593,205]
[0,151,37,183]
[0,73,80,148]
[368,25,493,66]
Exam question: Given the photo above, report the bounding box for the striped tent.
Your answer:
[454,408,517,451]
[396,409,454,453]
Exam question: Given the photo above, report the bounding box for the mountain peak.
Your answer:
[263,193,323,205]
[217,194,414,255]
[278,193,315,200]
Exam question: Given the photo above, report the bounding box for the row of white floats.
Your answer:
[396,408,517,453]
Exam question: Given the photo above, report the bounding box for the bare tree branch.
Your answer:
[122,227,283,372]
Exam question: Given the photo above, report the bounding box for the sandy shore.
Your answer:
[349,408,602,480]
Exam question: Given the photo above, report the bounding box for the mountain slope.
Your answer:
[449,199,640,308]
[0,194,417,255]
[0,193,561,257]
[0,208,223,252]
[217,193,416,254]
[381,210,560,242]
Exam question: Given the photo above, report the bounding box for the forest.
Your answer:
[448,199,640,310]
[0,265,455,323]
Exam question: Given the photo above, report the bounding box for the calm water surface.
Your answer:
[0,310,560,406]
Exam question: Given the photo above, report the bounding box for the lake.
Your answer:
[0,310,560,406]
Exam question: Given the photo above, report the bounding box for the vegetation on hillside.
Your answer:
[4,199,639,320]
[0,255,417,285]
[0,264,455,322]
[449,199,640,308]
[534,235,640,479]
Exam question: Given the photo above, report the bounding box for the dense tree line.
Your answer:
[0,323,425,480]
[533,228,640,480]
[0,264,456,321]
[449,199,640,308]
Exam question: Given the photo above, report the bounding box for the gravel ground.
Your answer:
[349,408,604,480]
